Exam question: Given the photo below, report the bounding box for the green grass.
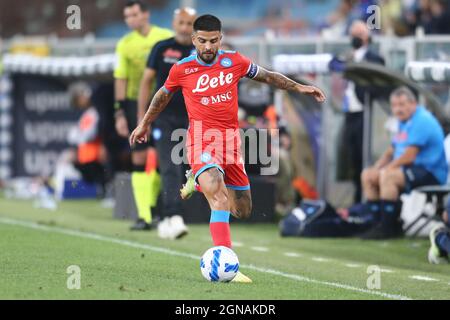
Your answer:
[1,196,450,300]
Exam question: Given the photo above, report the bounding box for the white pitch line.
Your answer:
[250,246,269,252]
[0,217,413,300]
[380,269,394,273]
[409,275,439,282]
[233,241,244,247]
[284,252,302,258]
[345,263,362,268]
[246,264,411,301]
[311,257,331,263]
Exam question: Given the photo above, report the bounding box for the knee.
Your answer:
[361,168,376,184]
[361,169,370,183]
[379,169,396,186]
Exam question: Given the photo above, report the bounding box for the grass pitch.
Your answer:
[1,196,450,300]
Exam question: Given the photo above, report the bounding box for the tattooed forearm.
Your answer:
[253,66,299,91]
[141,88,173,126]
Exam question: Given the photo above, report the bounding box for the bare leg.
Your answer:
[197,167,232,248]
[197,168,229,211]
[361,167,381,201]
[228,189,252,220]
[379,168,405,201]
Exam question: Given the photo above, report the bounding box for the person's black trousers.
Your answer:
[344,111,363,204]
[153,118,188,218]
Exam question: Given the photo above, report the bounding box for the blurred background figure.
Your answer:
[404,0,450,35]
[113,0,173,231]
[428,200,450,264]
[138,7,197,240]
[274,127,297,216]
[67,82,109,196]
[336,20,385,203]
[324,0,360,37]
[360,87,448,239]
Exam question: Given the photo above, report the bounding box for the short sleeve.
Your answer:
[163,64,180,93]
[236,51,259,79]
[406,118,429,147]
[114,39,128,79]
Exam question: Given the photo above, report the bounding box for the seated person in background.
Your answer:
[67,82,108,195]
[360,86,448,239]
[275,127,296,216]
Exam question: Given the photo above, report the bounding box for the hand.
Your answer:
[129,123,150,146]
[383,163,397,171]
[115,114,129,138]
[297,85,326,103]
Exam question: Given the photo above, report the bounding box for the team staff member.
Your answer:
[338,20,385,203]
[114,0,173,231]
[138,7,196,240]
[360,87,448,239]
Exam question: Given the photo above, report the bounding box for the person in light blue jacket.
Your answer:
[360,86,448,240]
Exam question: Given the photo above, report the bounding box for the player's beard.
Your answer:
[198,50,217,64]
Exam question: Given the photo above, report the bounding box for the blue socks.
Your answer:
[436,232,450,254]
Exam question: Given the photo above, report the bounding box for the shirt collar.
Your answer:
[354,46,368,62]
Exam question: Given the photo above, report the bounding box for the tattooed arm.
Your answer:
[129,87,174,146]
[252,66,326,102]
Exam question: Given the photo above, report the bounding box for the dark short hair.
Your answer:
[125,0,148,12]
[193,14,222,32]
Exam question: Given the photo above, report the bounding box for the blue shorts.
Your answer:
[403,165,440,193]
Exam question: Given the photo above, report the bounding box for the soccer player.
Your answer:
[138,7,197,240]
[114,0,173,231]
[129,15,325,282]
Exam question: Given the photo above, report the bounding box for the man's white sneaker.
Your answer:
[169,215,189,240]
[157,218,172,240]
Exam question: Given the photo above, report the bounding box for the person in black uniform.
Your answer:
[340,20,385,203]
[138,7,197,240]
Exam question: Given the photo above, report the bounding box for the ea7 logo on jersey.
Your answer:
[185,67,199,74]
[193,71,234,93]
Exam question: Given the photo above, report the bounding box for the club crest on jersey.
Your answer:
[201,152,212,163]
[220,58,232,68]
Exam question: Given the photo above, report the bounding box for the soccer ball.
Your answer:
[200,246,239,282]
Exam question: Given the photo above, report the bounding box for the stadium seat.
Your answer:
[404,185,450,237]
[404,135,450,236]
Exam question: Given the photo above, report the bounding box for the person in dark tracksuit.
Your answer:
[342,20,385,203]
[138,7,197,239]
